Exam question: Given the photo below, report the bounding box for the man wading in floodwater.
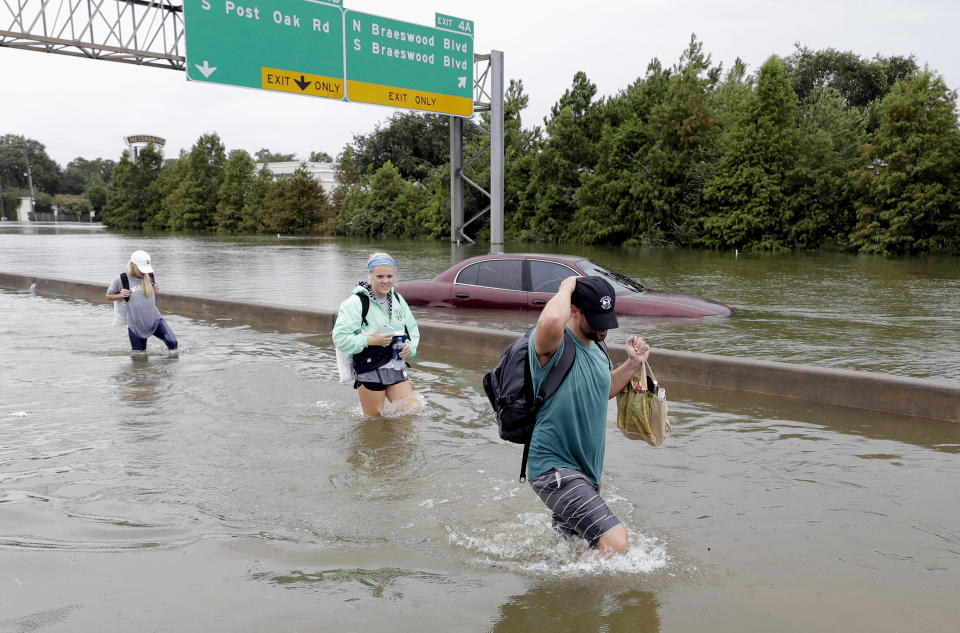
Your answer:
[527,275,650,556]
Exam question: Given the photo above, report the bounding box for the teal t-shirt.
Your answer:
[527,327,612,485]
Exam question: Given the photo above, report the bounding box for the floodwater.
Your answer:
[2,223,959,379]
[2,224,960,632]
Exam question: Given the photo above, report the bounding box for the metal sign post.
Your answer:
[450,51,504,252]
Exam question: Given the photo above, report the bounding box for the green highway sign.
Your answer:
[344,10,473,116]
[184,0,345,100]
[183,1,474,116]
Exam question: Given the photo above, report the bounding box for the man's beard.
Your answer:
[585,327,607,342]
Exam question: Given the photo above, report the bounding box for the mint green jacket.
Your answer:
[332,285,420,357]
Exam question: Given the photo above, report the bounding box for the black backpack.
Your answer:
[119,271,155,302]
[483,328,580,482]
[351,291,411,372]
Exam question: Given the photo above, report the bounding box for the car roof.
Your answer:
[425,253,592,282]
[456,253,587,265]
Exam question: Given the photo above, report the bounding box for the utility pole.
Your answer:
[23,148,35,217]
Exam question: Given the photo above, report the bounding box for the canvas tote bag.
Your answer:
[616,359,670,446]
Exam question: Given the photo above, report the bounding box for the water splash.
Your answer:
[447,512,669,576]
[379,392,427,417]
[312,400,334,411]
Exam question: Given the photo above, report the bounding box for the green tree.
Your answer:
[309,150,334,162]
[336,161,430,237]
[514,71,602,241]
[1,185,23,220]
[330,145,361,225]
[247,165,275,232]
[259,164,333,234]
[254,149,296,163]
[85,173,109,214]
[101,145,164,230]
[52,193,93,217]
[215,150,258,233]
[166,133,226,231]
[784,87,866,248]
[850,70,960,254]
[701,55,800,250]
[581,36,720,246]
[0,134,62,195]
[32,191,54,214]
[572,59,673,244]
[712,58,753,130]
[501,79,542,238]
[785,46,918,109]
[148,158,188,231]
[61,157,116,195]
[350,112,464,182]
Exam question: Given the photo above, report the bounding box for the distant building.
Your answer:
[124,134,166,159]
[18,196,33,222]
[256,161,337,192]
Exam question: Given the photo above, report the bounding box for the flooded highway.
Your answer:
[2,224,959,631]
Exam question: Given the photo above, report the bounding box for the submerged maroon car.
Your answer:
[398,254,731,317]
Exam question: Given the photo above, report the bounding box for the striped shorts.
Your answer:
[529,467,621,548]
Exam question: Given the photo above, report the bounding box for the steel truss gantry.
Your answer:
[0,0,186,69]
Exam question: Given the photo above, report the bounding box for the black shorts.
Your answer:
[355,380,388,392]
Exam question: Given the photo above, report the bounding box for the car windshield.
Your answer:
[577,260,647,295]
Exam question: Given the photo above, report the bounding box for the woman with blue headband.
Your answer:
[332,252,421,416]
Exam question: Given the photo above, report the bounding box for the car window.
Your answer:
[577,260,646,295]
[529,260,578,293]
[470,259,523,291]
[455,262,479,285]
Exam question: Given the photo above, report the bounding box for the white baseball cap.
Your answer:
[130,250,154,274]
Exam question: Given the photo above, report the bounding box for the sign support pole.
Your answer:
[490,50,504,251]
[449,115,464,243]
[450,50,504,251]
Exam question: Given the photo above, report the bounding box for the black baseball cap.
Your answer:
[571,276,619,331]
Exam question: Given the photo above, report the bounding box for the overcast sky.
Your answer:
[1,0,957,167]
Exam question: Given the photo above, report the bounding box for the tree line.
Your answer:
[0,136,113,220]
[4,38,959,254]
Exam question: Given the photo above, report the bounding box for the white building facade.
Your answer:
[256,162,337,193]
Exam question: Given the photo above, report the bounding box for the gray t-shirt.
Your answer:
[107,274,162,339]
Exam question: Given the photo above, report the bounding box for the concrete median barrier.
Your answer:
[3,271,958,422]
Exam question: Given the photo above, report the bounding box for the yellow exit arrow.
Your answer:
[261,67,343,99]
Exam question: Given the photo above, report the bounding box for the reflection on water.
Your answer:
[254,566,451,600]
[347,417,416,471]
[114,353,168,409]
[491,580,661,633]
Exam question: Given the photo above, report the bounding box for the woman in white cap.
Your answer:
[106,250,178,351]
[332,252,420,416]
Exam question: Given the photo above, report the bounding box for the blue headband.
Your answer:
[367,256,396,270]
